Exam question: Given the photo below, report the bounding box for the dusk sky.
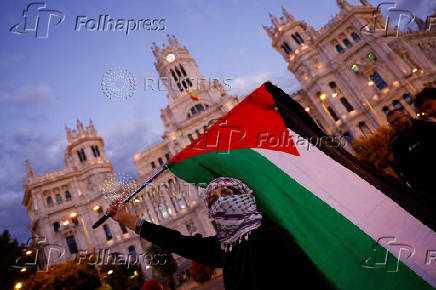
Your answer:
[0,0,433,242]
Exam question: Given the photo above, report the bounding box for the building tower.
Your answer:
[264,1,436,142]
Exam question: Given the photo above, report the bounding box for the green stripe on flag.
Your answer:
[168,148,432,290]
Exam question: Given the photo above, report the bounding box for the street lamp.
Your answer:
[25,250,32,256]
[108,270,113,275]
[14,282,23,289]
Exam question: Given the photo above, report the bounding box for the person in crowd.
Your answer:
[387,108,436,193]
[414,87,436,121]
[106,177,332,290]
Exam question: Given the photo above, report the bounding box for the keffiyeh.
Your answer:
[205,177,262,253]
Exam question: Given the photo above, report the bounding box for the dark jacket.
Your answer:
[138,215,333,290]
[390,119,436,194]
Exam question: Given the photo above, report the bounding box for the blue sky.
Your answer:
[0,0,433,242]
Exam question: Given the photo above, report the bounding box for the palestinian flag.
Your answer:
[167,82,436,289]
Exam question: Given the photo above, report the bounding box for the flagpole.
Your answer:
[92,165,168,229]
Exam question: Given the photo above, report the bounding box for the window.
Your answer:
[77,148,87,163]
[159,203,169,219]
[170,197,178,213]
[151,162,156,169]
[370,72,388,90]
[392,100,404,110]
[53,222,60,232]
[128,246,137,259]
[190,104,205,117]
[120,224,128,234]
[327,106,339,121]
[344,132,354,143]
[176,193,186,209]
[328,82,337,89]
[66,236,78,254]
[340,97,354,112]
[170,69,178,82]
[351,32,360,41]
[336,44,344,54]
[382,106,391,115]
[91,145,100,157]
[281,42,292,54]
[65,191,71,200]
[165,153,171,162]
[358,122,371,137]
[343,39,352,48]
[292,33,304,45]
[141,211,151,222]
[158,158,164,166]
[46,197,53,207]
[72,216,78,225]
[180,65,187,77]
[187,134,194,142]
[103,224,112,240]
[55,194,62,203]
[403,93,413,104]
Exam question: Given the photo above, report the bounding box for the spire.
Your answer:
[88,119,97,135]
[263,24,274,38]
[167,33,174,47]
[269,12,280,27]
[360,0,371,7]
[25,160,35,178]
[336,0,352,10]
[281,6,295,21]
[171,35,180,48]
[77,119,84,135]
[65,125,72,143]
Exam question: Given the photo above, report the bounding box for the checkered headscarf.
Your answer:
[204,177,262,253]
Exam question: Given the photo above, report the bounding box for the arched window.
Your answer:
[170,196,178,213]
[120,224,128,234]
[53,222,60,232]
[358,121,371,137]
[47,196,53,207]
[180,65,187,76]
[403,93,413,104]
[336,44,344,54]
[170,69,178,81]
[151,161,156,169]
[177,83,183,92]
[65,191,71,200]
[343,132,354,143]
[182,80,187,89]
[295,32,304,43]
[158,158,164,166]
[128,246,137,258]
[340,97,354,112]
[66,236,78,254]
[103,224,112,240]
[351,32,360,41]
[382,106,391,115]
[369,72,388,90]
[175,67,182,77]
[327,106,339,121]
[91,145,100,157]
[159,203,169,219]
[195,129,201,137]
[328,82,337,89]
[281,42,292,54]
[186,78,192,87]
[392,100,404,110]
[343,38,352,48]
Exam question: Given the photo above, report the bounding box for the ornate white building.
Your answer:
[21,35,238,278]
[264,0,436,141]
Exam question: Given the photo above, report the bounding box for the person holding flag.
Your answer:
[107,177,332,289]
[104,82,435,289]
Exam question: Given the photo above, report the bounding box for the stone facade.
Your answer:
[264,0,436,141]
[22,35,238,277]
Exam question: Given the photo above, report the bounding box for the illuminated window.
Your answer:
[370,72,388,90]
[327,106,339,121]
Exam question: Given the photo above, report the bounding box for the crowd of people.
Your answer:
[386,87,436,194]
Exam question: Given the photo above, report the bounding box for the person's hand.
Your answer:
[106,198,139,231]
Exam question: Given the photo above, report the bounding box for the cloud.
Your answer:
[102,118,161,178]
[0,85,59,107]
[0,53,24,69]
[228,71,300,97]
[0,130,65,243]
